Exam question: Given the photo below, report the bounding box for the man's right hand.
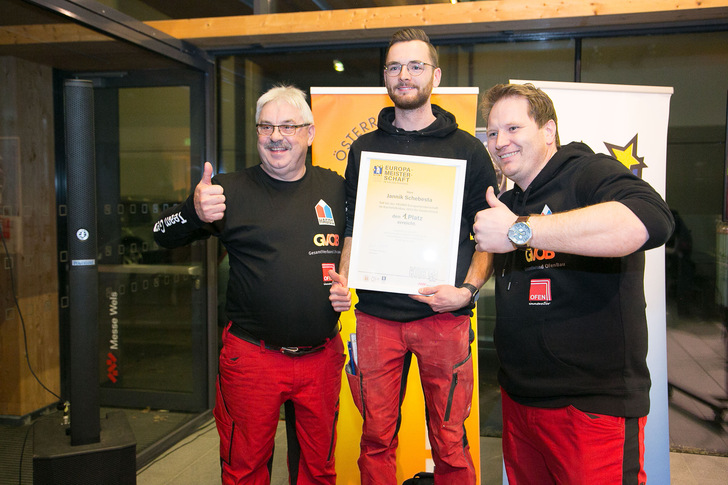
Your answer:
[194,162,226,223]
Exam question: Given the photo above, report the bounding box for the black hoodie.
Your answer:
[345,104,497,322]
[494,141,674,417]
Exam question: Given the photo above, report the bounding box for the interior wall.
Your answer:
[0,56,60,416]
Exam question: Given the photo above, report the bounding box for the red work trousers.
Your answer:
[355,311,476,485]
[501,390,647,485]
[213,324,345,485]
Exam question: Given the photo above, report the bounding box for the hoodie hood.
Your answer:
[526,141,595,193]
[376,104,459,139]
[504,141,596,214]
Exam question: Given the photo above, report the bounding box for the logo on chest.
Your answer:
[322,263,336,285]
[529,279,551,306]
[315,199,335,226]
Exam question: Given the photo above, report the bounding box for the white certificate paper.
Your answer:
[349,151,466,295]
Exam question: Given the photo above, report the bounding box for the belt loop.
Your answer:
[259,340,266,353]
[223,321,233,341]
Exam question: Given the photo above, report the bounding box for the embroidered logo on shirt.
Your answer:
[313,233,340,247]
[525,248,556,262]
[529,279,552,305]
[315,199,335,226]
[322,263,335,284]
[542,204,552,215]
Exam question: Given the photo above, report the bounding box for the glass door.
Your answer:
[89,69,208,412]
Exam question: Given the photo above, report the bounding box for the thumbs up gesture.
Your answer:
[473,186,518,253]
[328,269,352,313]
[194,162,226,223]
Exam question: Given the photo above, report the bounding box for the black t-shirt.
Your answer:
[154,165,346,347]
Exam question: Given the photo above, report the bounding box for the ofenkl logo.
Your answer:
[529,279,552,306]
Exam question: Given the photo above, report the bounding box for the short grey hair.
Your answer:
[255,84,313,125]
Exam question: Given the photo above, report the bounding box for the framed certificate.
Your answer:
[349,151,466,295]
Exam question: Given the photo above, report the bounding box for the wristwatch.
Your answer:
[460,283,480,306]
[508,216,532,249]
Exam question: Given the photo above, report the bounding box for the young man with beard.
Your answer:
[473,83,674,484]
[154,85,346,485]
[329,28,497,484]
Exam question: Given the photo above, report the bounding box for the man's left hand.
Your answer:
[473,186,518,253]
[410,285,471,313]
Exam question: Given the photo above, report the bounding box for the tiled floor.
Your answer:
[666,320,728,454]
[136,418,728,485]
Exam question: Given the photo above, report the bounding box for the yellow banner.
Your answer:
[312,87,478,177]
[311,87,482,484]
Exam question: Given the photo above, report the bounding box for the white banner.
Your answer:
[507,79,674,484]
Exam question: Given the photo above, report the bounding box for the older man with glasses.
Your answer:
[329,28,497,485]
[154,84,346,485]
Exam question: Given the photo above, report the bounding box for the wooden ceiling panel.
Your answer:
[136,0,253,19]
[145,0,728,50]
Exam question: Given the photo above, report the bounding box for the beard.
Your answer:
[387,77,433,110]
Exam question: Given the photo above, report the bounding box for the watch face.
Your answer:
[508,222,532,246]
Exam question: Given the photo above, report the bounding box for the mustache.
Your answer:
[265,140,291,150]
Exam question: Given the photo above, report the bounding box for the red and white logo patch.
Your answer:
[529,279,551,304]
[322,263,335,283]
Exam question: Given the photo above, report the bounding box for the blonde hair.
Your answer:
[481,83,560,147]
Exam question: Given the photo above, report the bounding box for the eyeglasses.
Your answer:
[256,123,311,136]
[383,61,436,77]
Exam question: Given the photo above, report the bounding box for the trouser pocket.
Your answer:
[345,362,364,416]
[444,348,474,423]
[213,374,234,465]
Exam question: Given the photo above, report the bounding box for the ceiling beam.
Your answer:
[2,0,727,52]
[144,0,728,50]
[0,23,109,45]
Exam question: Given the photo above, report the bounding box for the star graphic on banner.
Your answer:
[604,134,647,179]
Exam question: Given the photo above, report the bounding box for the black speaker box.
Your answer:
[32,411,136,485]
